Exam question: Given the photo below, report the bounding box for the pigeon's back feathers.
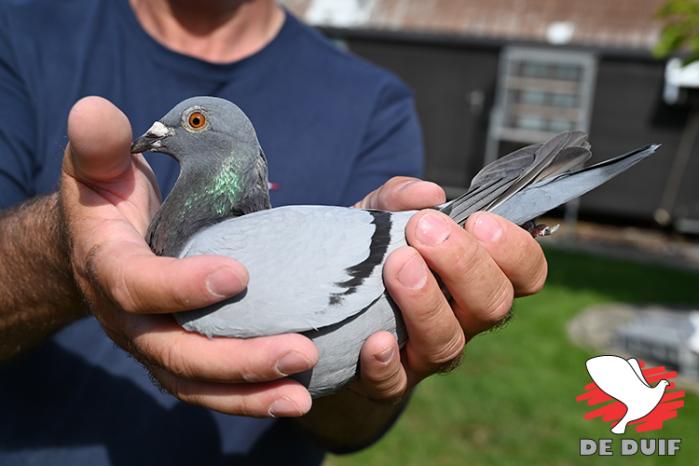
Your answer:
[329,210,394,305]
[176,206,412,337]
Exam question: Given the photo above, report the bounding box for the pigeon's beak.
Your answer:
[131,121,173,154]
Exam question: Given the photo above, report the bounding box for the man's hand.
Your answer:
[297,177,547,451]
[353,176,548,400]
[59,96,317,417]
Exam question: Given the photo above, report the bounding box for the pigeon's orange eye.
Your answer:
[188,112,206,129]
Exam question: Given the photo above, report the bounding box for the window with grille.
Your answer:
[489,47,597,151]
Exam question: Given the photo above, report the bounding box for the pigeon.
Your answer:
[131,96,659,397]
[585,356,669,434]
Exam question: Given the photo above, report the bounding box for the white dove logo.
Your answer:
[585,356,670,434]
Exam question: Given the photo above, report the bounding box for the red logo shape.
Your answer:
[577,360,685,433]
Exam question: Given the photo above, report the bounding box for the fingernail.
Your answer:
[416,213,450,245]
[375,346,395,364]
[472,213,503,243]
[268,397,302,417]
[397,252,427,289]
[276,351,312,376]
[206,267,243,298]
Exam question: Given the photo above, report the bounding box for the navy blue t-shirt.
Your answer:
[0,1,423,465]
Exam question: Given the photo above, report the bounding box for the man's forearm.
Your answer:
[296,388,410,453]
[0,193,85,361]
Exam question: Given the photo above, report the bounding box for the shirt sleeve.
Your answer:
[339,76,424,205]
[0,8,38,210]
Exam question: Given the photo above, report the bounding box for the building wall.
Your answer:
[586,58,687,221]
[343,33,694,226]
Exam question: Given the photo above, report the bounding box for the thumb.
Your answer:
[63,96,133,182]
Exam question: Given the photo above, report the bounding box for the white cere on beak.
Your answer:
[146,121,170,138]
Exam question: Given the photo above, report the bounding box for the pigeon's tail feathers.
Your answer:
[441,130,593,225]
[491,144,660,225]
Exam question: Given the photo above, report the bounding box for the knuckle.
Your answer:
[436,352,464,374]
[166,285,194,311]
[482,282,515,325]
[426,331,466,369]
[167,375,187,400]
[82,244,101,284]
[377,184,397,208]
[83,244,113,302]
[131,335,161,368]
[168,378,204,410]
[98,315,132,350]
[448,234,482,277]
[376,378,406,401]
[519,256,548,296]
[359,189,379,210]
[103,260,142,314]
[410,287,449,327]
[161,337,196,379]
[82,244,137,313]
[378,177,414,209]
[387,176,410,189]
[239,357,269,383]
[366,367,406,401]
[145,367,169,395]
[364,358,398,384]
[233,394,258,417]
[149,367,189,402]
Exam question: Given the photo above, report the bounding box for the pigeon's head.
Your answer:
[131,96,265,169]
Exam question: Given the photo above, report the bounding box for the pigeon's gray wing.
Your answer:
[441,145,538,223]
[468,143,539,188]
[443,131,592,225]
[175,205,413,337]
[492,144,659,225]
[485,131,589,211]
[532,145,591,183]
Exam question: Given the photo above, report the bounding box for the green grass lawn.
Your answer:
[326,247,699,466]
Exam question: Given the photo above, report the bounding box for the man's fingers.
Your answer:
[83,233,249,314]
[355,176,445,211]
[150,367,312,418]
[406,211,514,336]
[384,247,465,379]
[60,96,162,233]
[358,331,407,401]
[64,96,134,182]
[122,315,319,383]
[465,212,548,296]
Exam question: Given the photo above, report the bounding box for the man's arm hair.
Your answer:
[0,193,85,362]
